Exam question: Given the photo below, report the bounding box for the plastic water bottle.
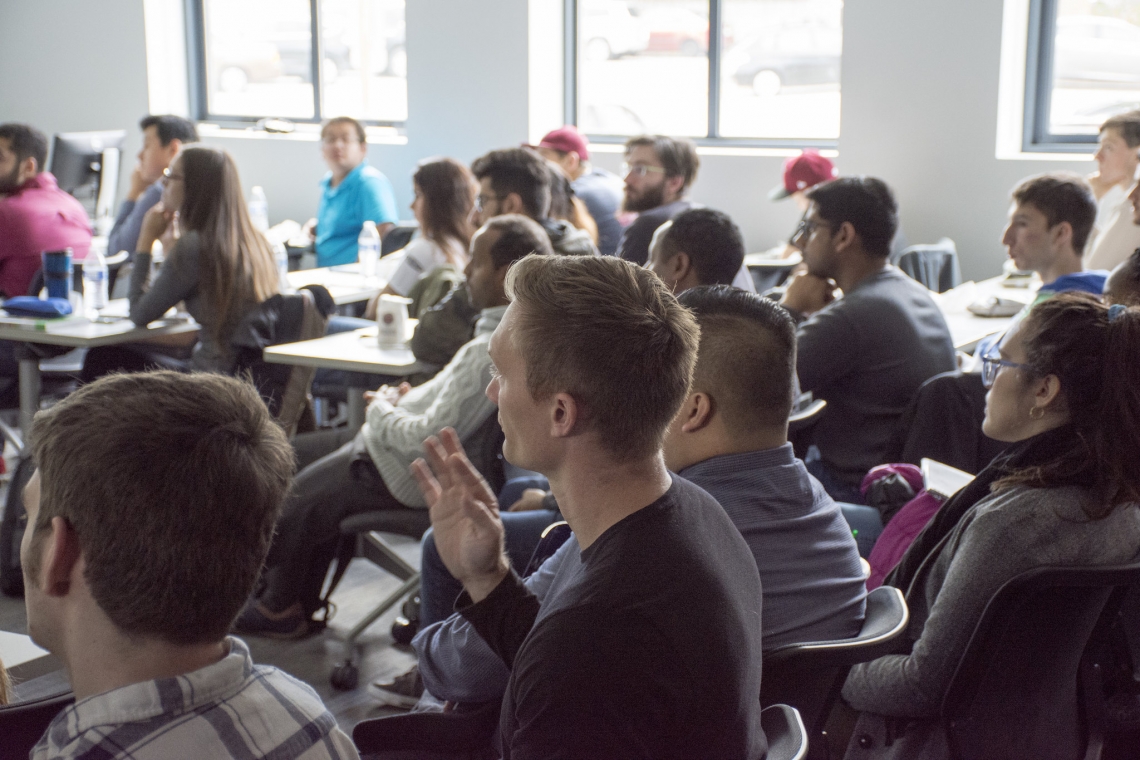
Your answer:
[358,220,381,279]
[273,242,292,292]
[248,186,269,232]
[83,247,109,319]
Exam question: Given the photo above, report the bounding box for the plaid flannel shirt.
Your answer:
[31,637,358,760]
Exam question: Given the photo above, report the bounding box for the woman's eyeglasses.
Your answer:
[980,353,1029,388]
[161,167,183,183]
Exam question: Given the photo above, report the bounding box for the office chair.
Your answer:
[941,562,1140,760]
[763,704,811,760]
[893,238,961,294]
[327,415,506,690]
[762,585,910,759]
[0,690,74,760]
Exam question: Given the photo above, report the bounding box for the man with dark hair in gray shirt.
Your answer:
[108,115,199,258]
[781,177,956,503]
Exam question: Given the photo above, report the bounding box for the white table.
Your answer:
[286,255,400,306]
[0,300,200,443]
[262,324,432,431]
[0,630,59,681]
[932,274,1041,351]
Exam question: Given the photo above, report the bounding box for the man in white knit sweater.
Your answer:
[235,215,555,638]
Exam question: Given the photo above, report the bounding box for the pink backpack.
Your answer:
[865,490,944,590]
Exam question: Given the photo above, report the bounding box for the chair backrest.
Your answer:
[382,222,419,257]
[352,699,500,760]
[231,284,333,436]
[0,690,75,760]
[942,562,1140,760]
[894,237,961,293]
[760,704,809,760]
[762,586,909,739]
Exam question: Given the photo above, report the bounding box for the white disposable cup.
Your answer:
[376,294,412,348]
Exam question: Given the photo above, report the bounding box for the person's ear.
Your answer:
[679,391,714,433]
[664,175,685,199]
[1034,373,1064,414]
[1050,220,1074,252]
[165,139,182,160]
[39,517,82,597]
[832,220,858,253]
[669,251,691,283]
[550,392,581,439]
[500,193,525,216]
[18,155,38,183]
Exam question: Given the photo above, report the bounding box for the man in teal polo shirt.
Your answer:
[311,116,398,267]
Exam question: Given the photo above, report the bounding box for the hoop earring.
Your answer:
[1029,406,1045,420]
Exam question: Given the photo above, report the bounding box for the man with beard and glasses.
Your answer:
[0,123,91,299]
[614,135,700,267]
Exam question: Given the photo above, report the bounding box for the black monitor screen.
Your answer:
[49,130,126,216]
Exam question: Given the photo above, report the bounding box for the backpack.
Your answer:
[1,455,37,596]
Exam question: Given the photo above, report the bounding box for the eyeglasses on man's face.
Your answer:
[621,162,667,179]
[321,135,361,147]
[791,216,830,243]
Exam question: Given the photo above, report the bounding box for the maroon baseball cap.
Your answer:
[528,126,590,161]
[769,150,837,200]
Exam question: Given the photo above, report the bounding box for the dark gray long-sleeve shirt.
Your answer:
[108,180,163,257]
[129,231,233,372]
[796,266,956,486]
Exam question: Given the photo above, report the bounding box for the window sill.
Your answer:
[590,142,837,159]
[195,122,408,146]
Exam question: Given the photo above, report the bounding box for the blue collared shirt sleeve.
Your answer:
[413,538,575,703]
[108,181,163,256]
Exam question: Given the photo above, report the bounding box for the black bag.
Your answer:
[1,455,37,597]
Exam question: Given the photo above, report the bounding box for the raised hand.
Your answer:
[411,427,509,602]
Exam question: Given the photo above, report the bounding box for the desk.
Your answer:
[263,324,431,431]
[0,300,200,444]
[0,630,59,681]
[286,255,400,306]
[932,275,1040,352]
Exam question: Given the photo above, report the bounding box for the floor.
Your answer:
[1,524,420,735]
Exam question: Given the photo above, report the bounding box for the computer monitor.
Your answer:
[49,130,126,224]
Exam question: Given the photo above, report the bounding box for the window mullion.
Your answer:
[564,0,578,127]
[707,0,722,139]
[310,0,322,121]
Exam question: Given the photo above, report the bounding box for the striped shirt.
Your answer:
[32,637,358,760]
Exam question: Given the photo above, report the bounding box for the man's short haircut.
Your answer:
[1011,172,1098,255]
[661,208,745,286]
[1100,110,1140,148]
[0,123,48,174]
[506,255,699,460]
[806,176,898,258]
[28,372,294,646]
[471,147,552,220]
[139,114,199,146]
[320,115,367,144]
[483,214,555,268]
[678,286,797,430]
[624,135,700,192]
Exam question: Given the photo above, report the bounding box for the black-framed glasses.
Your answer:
[474,194,502,213]
[791,216,830,243]
[980,353,1029,388]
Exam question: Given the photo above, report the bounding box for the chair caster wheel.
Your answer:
[391,615,419,646]
[330,662,358,691]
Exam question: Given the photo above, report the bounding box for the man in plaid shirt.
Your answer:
[19,371,358,759]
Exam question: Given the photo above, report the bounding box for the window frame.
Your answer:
[563,0,840,149]
[1022,0,1115,152]
[185,0,406,128]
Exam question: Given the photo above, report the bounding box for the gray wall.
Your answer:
[0,0,1096,280]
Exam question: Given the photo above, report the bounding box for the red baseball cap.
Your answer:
[769,150,837,200]
[528,126,590,161]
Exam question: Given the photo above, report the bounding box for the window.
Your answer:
[1024,0,1140,150]
[188,0,406,126]
[566,0,842,146]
